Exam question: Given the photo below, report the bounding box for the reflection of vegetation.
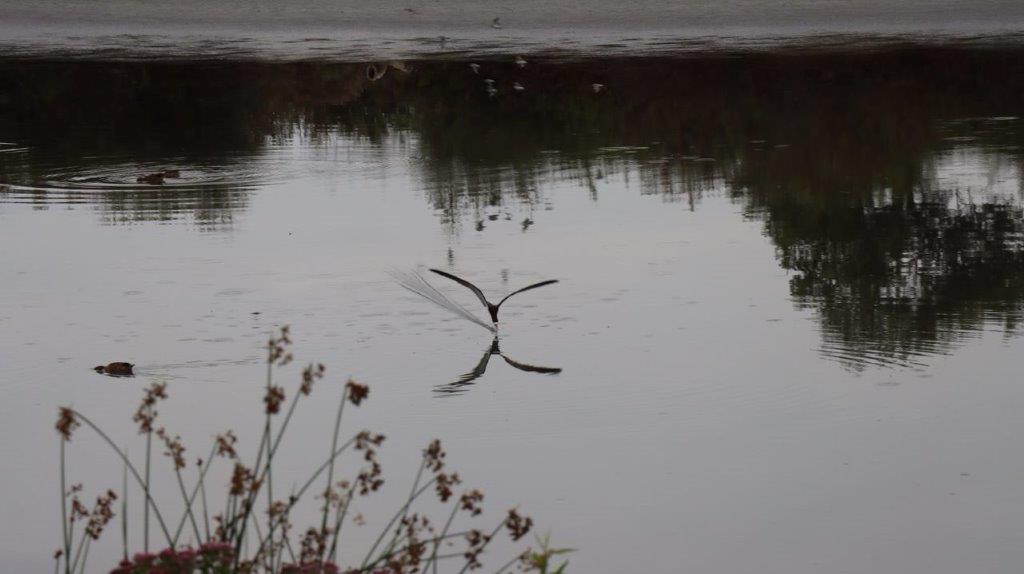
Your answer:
[3,49,1024,365]
[333,51,1024,366]
[347,50,1024,367]
[0,61,386,226]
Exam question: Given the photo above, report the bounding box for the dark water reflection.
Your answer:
[434,336,562,396]
[2,49,1024,368]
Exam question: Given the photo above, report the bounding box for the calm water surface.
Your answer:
[2,51,1024,572]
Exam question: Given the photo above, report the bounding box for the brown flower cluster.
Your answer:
[354,430,386,461]
[133,382,167,434]
[459,489,484,516]
[424,439,446,473]
[56,407,79,441]
[353,429,386,496]
[381,514,433,573]
[229,463,260,496]
[68,485,89,525]
[156,427,186,470]
[345,380,369,406]
[267,500,289,520]
[463,529,492,570]
[297,527,326,564]
[300,363,326,395]
[321,479,351,510]
[435,471,461,503]
[215,430,238,459]
[264,385,285,415]
[85,490,118,540]
[505,509,533,541]
[268,326,293,366]
[356,462,384,496]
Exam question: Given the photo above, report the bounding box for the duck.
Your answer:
[94,362,134,376]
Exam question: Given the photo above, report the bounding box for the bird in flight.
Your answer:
[429,268,557,328]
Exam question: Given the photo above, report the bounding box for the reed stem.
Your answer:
[71,411,174,546]
[319,387,348,560]
[144,430,151,552]
[59,439,70,574]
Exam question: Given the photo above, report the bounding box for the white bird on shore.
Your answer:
[515,56,527,68]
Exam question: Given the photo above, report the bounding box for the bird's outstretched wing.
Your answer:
[497,279,559,308]
[429,269,491,310]
[499,354,562,374]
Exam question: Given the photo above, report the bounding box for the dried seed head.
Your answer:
[424,439,446,473]
[156,427,186,470]
[85,490,118,540]
[229,463,255,496]
[459,488,484,516]
[267,500,289,519]
[356,461,384,496]
[506,509,533,541]
[133,382,167,434]
[463,529,492,570]
[70,497,89,523]
[56,407,79,441]
[298,528,326,563]
[264,385,285,415]
[354,430,386,465]
[435,472,462,503]
[345,380,369,406]
[215,431,238,459]
[268,326,292,366]
[299,363,326,395]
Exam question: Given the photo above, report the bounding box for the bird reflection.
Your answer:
[433,337,561,397]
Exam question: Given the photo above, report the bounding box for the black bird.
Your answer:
[429,269,558,327]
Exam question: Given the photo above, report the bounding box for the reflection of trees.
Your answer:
[330,50,1024,367]
[708,52,1024,368]
[3,50,1024,364]
[0,61,387,226]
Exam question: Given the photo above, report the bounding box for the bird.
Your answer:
[429,268,557,327]
[592,83,604,93]
[491,17,502,29]
[513,82,525,92]
[469,63,481,74]
[94,362,134,376]
[514,56,527,68]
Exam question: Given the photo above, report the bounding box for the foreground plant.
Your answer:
[56,326,560,573]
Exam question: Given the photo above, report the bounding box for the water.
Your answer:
[2,49,1024,572]
[5,0,1024,61]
